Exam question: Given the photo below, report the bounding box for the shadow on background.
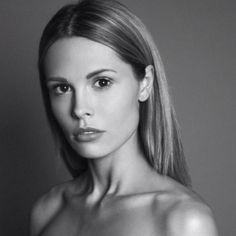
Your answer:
[0,73,70,236]
[0,2,71,235]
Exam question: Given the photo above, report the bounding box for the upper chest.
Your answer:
[41,194,167,236]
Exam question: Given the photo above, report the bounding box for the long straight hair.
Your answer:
[38,0,191,186]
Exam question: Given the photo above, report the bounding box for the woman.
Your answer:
[31,0,218,235]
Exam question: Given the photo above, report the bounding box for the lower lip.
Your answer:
[73,132,104,142]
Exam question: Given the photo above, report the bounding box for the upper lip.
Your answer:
[75,127,105,135]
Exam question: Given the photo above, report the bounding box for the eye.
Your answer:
[51,83,72,95]
[94,77,112,89]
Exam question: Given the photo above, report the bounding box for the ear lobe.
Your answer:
[138,65,154,102]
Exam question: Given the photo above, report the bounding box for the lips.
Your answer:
[76,127,105,134]
[73,127,105,142]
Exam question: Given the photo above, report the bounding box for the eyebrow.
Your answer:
[46,77,68,83]
[46,69,117,82]
[86,69,117,79]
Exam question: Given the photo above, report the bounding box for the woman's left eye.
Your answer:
[94,77,112,89]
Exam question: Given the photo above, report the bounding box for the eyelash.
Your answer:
[49,77,113,95]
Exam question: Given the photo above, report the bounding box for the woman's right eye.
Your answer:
[50,84,72,95]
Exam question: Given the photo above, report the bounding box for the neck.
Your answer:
[84,131,155,203]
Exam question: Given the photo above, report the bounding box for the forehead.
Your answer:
[44,37,134,79]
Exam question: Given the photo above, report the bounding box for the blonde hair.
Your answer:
[38,0,191,186]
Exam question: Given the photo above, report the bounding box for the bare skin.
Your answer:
[30,170,218,236]
[31,37,218,236]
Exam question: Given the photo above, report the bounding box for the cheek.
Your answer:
[101,90,140,132]
[50,97,72,131]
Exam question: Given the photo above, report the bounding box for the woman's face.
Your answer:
[44,37,142,159]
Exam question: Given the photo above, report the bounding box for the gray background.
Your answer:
[0,0,235,235]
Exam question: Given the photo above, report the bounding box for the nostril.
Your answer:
[71,108,93,119]
[71,100,94,119]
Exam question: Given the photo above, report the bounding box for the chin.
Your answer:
[71,143,113,160]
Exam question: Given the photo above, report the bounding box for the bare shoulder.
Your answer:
[30,180,75,236]
[154,179,218,236]
[167,197,218,236]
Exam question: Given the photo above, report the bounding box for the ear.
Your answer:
[138,65,154,102]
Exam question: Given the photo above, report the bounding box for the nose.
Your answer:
[71,89,94,119]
